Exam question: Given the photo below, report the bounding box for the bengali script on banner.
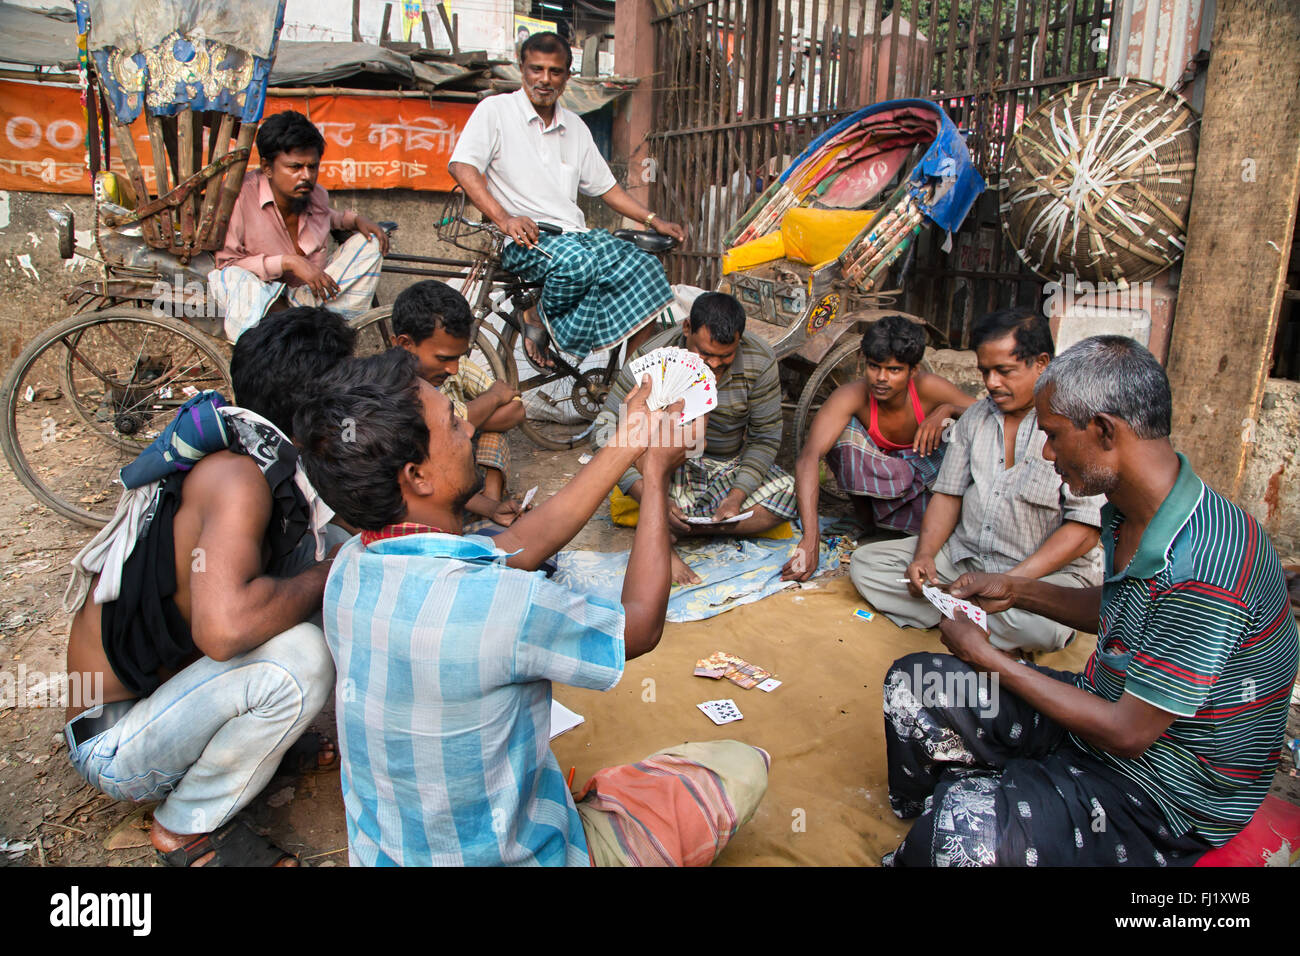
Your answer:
[0,80,473,194]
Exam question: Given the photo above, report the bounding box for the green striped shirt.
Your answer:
[1072,454,1299,846]
[591,326,784,497]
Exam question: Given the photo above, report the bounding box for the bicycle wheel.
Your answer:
[487,314,619,452]
[350,306,509,388]
[0,309,231,526]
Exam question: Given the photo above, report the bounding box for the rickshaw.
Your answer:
[0,0,982,526]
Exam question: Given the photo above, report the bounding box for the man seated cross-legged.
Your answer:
[851,308,1105,653]
[782,315,976,583]
[881,337,1300,866]
[393,279,528,526]
[210,110,390,342]
[294,349,770,866]
[591,291,796,585]
[60,308,356,866]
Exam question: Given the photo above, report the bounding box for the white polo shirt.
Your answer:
[449,88,617,233]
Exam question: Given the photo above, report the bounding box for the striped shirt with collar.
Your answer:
[932,396,1103,580]
[1071,454,1299,845]
[322,529,626,866]
[591,326,784,497]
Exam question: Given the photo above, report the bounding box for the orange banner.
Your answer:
[0,79,475,194]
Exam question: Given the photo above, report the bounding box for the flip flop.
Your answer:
[520,314,556,369]
[156,817,297,867]
[273,732,338,778]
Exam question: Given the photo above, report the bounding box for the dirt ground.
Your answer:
[1,425,1298,868]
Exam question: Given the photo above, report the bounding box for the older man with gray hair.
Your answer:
[880,335,1298,867]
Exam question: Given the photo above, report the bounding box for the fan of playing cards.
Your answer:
[629,347,718,426]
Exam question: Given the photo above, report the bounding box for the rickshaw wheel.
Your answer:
[793,337,871,503]
[0,308,232,527]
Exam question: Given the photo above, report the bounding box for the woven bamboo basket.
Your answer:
[1001,76,1199,285]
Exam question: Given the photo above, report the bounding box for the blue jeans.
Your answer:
[64,527,346,835]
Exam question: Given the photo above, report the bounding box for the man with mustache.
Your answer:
[850,308,1104,653]
[449,31,686,367]
[210,110,390,342]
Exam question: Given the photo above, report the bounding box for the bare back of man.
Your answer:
[64,450,336,865]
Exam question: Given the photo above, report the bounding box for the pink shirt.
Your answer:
[216,169,357,284]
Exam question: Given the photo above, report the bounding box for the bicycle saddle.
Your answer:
[612,229,677,253]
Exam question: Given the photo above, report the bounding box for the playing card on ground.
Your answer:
[698,699,744,725]
[684,510,754,524]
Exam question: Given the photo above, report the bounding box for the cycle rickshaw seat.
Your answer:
[612,229,677,254]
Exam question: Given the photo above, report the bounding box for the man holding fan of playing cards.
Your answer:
[592,292,797,585]
[294,349,770,866]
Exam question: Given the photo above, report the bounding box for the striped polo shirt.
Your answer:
[1071,454,1299,846]
[591,326,784,497]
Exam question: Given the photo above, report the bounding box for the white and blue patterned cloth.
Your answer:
[322,531,626,866]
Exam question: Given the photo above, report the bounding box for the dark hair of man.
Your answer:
[860,314,926,367]
[230,306,356,437]
[1036,335,1172,440]
[519,30,572,70]
[686,291,747,345]
[969,307,1055,362]
[391,280,474,343]
[256,110,326,165]
[294,349,430,531]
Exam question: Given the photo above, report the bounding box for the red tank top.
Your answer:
[868,380,925,452]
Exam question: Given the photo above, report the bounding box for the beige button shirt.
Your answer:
[932,396,1104,581]
[449,89,617,233]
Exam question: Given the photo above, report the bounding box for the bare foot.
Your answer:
[670,549,701,586]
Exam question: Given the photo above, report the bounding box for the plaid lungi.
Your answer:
[577,740,770,866]
[500,229,673,357]
[209,233,383,342]
[825,417,944,535]
[440,358,512,477]
[669,455,798,520]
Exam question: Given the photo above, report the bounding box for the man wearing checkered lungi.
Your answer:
[448,32,686,364]
[593,292,798,585]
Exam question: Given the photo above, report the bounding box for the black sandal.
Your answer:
[520,315,555,369]
[156,818,297,867]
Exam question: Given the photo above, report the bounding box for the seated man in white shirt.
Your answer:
[448,31,686,367]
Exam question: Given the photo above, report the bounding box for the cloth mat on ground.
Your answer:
[550,575,1098,866]
[553,519,854,624]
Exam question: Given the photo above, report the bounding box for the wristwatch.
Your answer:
[643,212,657,228]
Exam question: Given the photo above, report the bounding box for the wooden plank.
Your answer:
[176,108,197,253]
[111,120,157,244]
[199,113,236,241]
[144,114,174,247]
[1166,0,1300,498]
[352,0,361,42]
[792,0,807,114]
[884,0,902,100]
[206,123,257,250]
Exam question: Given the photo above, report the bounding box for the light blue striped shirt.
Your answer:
[323,532,625,866]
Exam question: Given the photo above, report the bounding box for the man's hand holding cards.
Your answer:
[919,583,988,632]
[627,346,718,426]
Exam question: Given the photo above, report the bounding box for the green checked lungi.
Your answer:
[669,454,798,520]
[500,229,674,357]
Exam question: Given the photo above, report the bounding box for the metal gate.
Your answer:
[648,0,1115,346]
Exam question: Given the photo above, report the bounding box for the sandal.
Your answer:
[273,732,338,778]
[520,312,555,369]
[156,817,297,867]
